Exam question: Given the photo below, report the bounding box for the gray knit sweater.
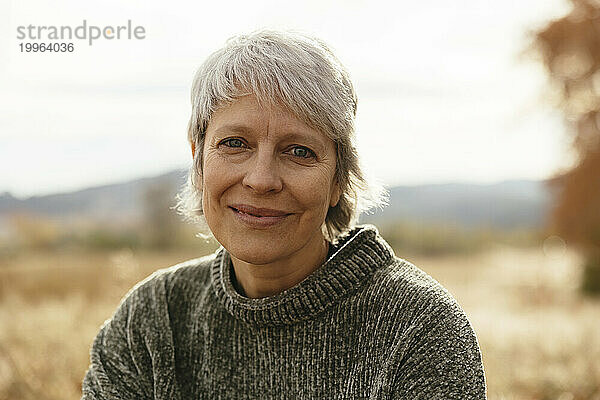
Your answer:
[82,225,486,399]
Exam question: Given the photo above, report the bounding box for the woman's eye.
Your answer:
[290,146,315,159]
[221,138,245,148]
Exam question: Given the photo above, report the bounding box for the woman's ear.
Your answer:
[330,182,341,208]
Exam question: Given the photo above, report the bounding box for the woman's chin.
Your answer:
[228,246,287,266]
[215,228,298,266]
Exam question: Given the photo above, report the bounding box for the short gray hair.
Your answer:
[176,29,385,240]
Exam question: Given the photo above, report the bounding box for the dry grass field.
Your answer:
[0,243,598,399]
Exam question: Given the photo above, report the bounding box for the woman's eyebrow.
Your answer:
[214,124,254,135]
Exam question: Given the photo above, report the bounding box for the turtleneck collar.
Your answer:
[210,224,395,326]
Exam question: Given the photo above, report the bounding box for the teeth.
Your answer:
[237,209,260,217]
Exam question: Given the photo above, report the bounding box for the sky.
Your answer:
[0,0,572,198]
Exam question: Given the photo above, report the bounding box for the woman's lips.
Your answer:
[230,204,289,217]
[229,204,291,228]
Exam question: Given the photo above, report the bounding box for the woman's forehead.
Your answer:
[208,95,331,145]
[212,95,294,123]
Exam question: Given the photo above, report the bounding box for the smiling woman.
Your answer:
[81,30,487,399]
[201,95,341,297]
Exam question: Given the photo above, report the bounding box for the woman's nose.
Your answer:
[241,152,283,194]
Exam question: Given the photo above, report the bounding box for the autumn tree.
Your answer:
[534,0,600,294]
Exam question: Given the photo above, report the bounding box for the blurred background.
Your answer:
[1,0,600,398]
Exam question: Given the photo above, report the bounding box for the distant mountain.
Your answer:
[361,180,552,230]
[0,170,188,225]
[0,171,551,230]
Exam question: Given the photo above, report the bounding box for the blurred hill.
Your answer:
[0,170,550,231]
[0,170,188,228]
[362,180,551,230]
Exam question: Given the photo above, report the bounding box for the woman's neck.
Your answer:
[229,234,330,299]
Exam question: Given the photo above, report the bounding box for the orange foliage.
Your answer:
[535,0,600,258]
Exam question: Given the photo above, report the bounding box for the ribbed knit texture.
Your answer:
[82,225,487,399]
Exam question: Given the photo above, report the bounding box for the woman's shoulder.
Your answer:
[376,257,453,299]
[366,256,470,327]
[336,225,468,325]
[158,252,218,288]
[116,252,218,310]
[359,257,486,397]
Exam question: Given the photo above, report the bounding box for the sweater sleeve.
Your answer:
[81,288,155,400]
[389,298,487,400]
[81,271,181,400]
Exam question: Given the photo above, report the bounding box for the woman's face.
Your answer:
[201,95,340,266]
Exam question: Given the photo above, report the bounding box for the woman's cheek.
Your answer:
[293,170,335,211]
[204,151,230,182]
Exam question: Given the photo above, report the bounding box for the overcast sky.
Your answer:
[0,0,571,198]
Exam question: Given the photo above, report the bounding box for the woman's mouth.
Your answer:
[229,204,291,228]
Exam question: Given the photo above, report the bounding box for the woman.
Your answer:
[82,30,487,399]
